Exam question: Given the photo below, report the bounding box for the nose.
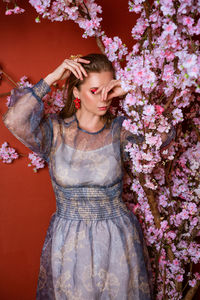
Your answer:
[99,92,109,102]
[100,96,107,103]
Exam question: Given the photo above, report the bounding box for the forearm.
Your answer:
[44,73,57,86]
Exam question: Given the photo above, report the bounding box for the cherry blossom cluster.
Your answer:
[42,88,65,114]
[0,141,19,163]
[3,0,103,38]
[107,0,200,297]
[31,0,103,38]
[115,0,200,190]
[102,35,128,71]
[28,152,45,172]
[3,0,25,15]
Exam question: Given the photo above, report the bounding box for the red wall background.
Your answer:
[0,1,199,299]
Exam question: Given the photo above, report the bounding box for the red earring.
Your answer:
[74,97,81,109]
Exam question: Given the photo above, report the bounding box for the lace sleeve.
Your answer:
[2,79,54,163]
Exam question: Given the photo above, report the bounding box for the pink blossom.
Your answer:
[159,195,168,207]
[162,64,174,81]
[0,142,19,163]
[187,202,197,215]
[176,274,183,282]
[5,9,13,15]
[13,6,25,14]
[172,108,183,125]
[180,209,189,220]
[183,16,194,26]
[122,119,131,131]
[155,105,164,115]
[145,133,161,147]
[166,231,176,240]
[125,93,137,106]
[164,50,175,61]
[194,272,200,281]
[160,0,175,16]
[28,152,45,172]
[159,255,167,267]
[182,54,197,68]
[189,279,196,287]
[162,21,177,37]
[143,105,155,116]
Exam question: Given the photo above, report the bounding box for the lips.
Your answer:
[98,106,108,110]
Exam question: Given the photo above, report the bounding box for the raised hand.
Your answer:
[44,57,90,86]
[94,79,128,101]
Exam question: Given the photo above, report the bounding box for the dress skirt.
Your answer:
[36,182,154,300]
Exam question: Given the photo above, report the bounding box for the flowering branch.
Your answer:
[0,67,18,87]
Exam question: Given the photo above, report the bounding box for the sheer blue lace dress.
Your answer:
[2,79,176,300]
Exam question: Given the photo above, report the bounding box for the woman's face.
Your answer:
[73,71,114,116]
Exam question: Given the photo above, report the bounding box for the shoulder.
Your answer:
[47,113,60,126]
[45,113,62,141]
[113,115,144,144]
[111,115,128,142]
[112,115,127,129]
[48,113,77,136]
[48,113,74,125]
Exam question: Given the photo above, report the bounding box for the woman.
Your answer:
[2,53,175,299]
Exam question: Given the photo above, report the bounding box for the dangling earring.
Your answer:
[74,97,81,109]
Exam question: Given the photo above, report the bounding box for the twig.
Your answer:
[183,280,200,300]
[95,36,105,54]
[138,173,161,228]
[0,92,10,97]
[0,70,18,87]
[190,121,200,142]
[164,88,177,110]
[143,0,153,52]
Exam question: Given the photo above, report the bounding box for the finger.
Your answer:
[80,65,88,78]
[94,86,103,94]
[107,92,116,100]
[103,81,120,100]
[73,61,88,78]
[64,63,80,79]
[68,58,90,77]
[102,85,112,101]
[77,58,90,63]
[66,61,83,79]
[69,60,88,79]
[101,86,109,101]
[102,87,108,101]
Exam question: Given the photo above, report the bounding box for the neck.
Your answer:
[75,110,106,132]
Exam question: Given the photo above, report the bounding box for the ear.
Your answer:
[73,86,80,99]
